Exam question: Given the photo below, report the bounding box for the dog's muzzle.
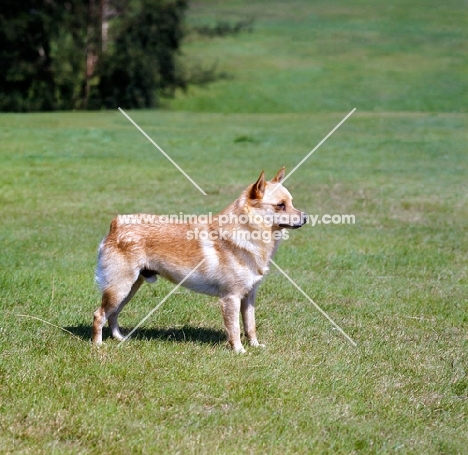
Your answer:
[279,212,308,229]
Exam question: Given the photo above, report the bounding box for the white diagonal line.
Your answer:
[283,108,356,184]
[118,258,206,345]
[269,259,357,346]
[17,314,82,341]
[118,107,207,195]
[270,108,356,196]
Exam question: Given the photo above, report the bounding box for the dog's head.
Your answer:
[246,167,308,229]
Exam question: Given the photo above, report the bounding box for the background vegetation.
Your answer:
[0,0,467,453]
[0,0,188,111]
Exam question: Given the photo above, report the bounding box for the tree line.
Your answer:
[0,0,189,111]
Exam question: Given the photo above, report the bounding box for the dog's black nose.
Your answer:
[302,213,308,225]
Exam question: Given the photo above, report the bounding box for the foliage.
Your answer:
[95,0,188,109]
[0,0,188,111]
[192,18,254,38]
[0,0,57,111]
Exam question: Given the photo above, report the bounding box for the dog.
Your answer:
[92,167,307,352]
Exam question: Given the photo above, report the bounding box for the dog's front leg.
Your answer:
[220,295,245,353]
[241,285,265,348]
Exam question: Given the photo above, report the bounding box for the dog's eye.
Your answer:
[276,203,286,211]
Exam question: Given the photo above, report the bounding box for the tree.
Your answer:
[0,0,188,111]
[95,0,187,109]
[0,0,53,111]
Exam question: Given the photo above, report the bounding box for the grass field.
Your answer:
[1,0,468,453]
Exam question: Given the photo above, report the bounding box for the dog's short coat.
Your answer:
[92,167,307,352]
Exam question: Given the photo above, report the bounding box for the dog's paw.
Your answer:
[233,345,247,354]
[111,331,125,341]
[249,339,265,348]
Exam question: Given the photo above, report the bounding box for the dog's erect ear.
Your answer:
[250,170,266,200]
[271,166,286,183]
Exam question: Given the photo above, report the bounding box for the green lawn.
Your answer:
[170,0,468,114]
[1,0,468,453]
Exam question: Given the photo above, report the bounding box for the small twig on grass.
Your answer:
[17,314,82,342]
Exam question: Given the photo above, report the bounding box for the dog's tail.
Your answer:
[95,218,124,291]
[95,238,158,289]
[95,239,108,291]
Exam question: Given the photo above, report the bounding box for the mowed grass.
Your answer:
[1,110,467,454]
[1,0,468,453]
[170,0,468,113]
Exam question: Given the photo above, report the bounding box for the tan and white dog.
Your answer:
[92,167,307,352]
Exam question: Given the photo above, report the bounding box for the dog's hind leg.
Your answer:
[92,274,143,345]
[107,275,145,341]
[241,284,265,348]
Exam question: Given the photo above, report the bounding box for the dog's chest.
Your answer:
[197,237,269,294]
